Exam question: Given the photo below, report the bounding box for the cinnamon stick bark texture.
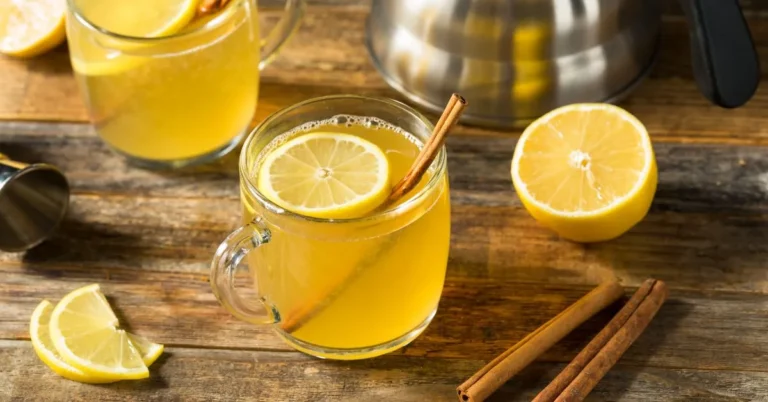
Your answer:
[532,279,657,402]
[388,94,466,202]
[554,280,668,402]
[456,280,624,402]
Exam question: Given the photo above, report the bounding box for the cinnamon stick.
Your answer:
[456,280,624,402]
[197,0,231,18]
[278,94,467,334]
[532,279,657,402]
[554,280,668,402]
[388,94,466,202]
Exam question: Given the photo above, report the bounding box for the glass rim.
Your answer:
[239,94,447,225]
[66,0,244,42]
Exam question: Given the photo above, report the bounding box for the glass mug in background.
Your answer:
[66,0,304,168]
[211,96,451,359]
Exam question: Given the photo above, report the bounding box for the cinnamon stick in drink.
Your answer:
[456,280,624,402]
[388,94,466,202]
[279,94,467,333]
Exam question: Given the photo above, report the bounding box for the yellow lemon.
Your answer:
[49,284,149,380]
[258,133,391,219]
[0,0,66,58]
[31,299,164,383]
[511,103,657,242]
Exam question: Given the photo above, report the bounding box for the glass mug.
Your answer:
[211,95,451,359]
[66,0,303,168]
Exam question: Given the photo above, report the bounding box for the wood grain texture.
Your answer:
[3,7,768,144]
[3,122,768,211]
[2,266,767,372]
[0,192,766,294]
[2,1,768,400]
[2,340,767,402]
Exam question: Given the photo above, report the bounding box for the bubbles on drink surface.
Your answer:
[256,114,425,170]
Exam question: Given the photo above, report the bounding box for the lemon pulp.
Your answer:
[257,132,391,219]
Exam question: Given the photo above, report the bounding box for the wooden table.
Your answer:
[2,2,768,401]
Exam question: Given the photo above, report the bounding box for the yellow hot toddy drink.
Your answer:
[67,0,259,166]
[242,115,450,358]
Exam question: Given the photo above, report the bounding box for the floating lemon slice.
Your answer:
[0,0,66,58]
[30,299,164,383]
[68,0,198,76]
[511,103,657,242]
[73,0,199,38]
[258,133,391,219]
[49,284,149,380]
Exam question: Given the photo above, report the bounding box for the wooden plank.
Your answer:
[0,142,766,292]
[2,268,767,371]
[3,123,768,209]
[2,9,768,143]
[2,340,767,401]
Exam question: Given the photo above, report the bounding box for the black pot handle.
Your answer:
[679,0,759,108]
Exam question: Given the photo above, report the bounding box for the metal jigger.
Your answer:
[0,154,70,252]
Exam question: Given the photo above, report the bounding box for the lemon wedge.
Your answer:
[31,299,164,383]
[258,133,391,219]
[30,300,114,384]
[49,284,149,380]
[511,103,657,242]
[0,0,66,58]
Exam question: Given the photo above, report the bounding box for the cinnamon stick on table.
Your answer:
[549,280,668,402]
[532,279,658,401]
[456,279,624,402]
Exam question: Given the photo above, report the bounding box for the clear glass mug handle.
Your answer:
[259,0,305,69]
[210,217,276,324]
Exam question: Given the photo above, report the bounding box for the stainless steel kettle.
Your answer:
[366,0,759,127]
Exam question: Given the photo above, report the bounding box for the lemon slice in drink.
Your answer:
[258,133,391,219]
[0,0,66,58]
[31,299,164,383]
[511,103,657,242]
[49,284,149,380]
[69,0,198,76]
[73,0,199,38]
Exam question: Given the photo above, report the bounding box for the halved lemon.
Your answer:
[49,284,149,380]
[511,103,657,242]
[30,299,164,383]
[257,133,391,219]
[0,0,66,58]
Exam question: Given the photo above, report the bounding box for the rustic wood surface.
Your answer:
[2,1,768,401]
